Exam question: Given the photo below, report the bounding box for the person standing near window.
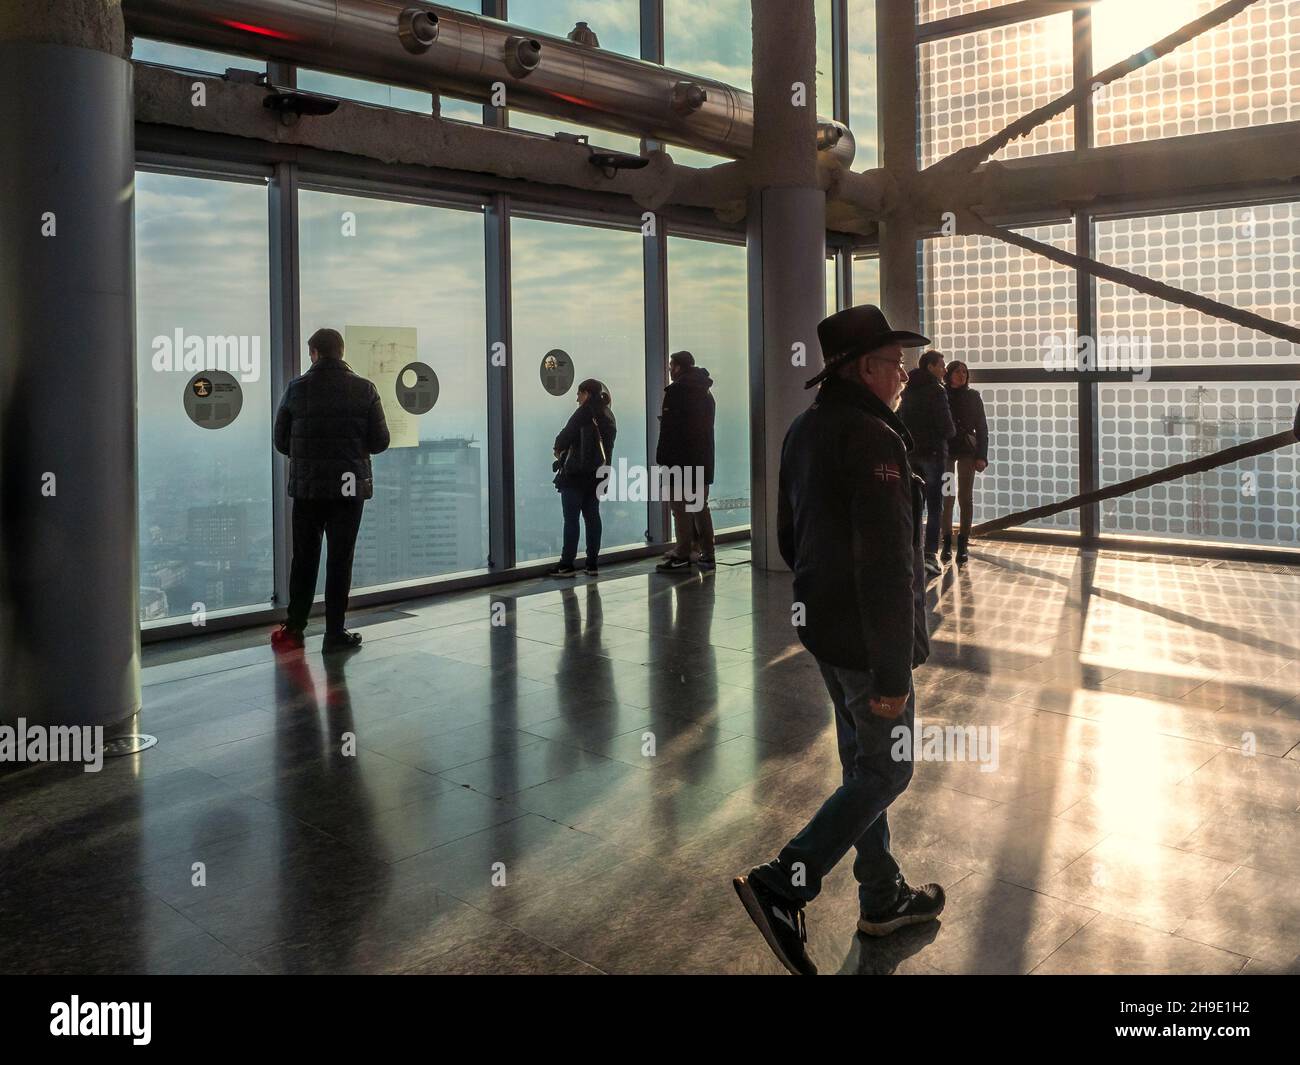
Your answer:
[271,328,390,654]
[549,379,617,577]
[899,350,955,578]
[656,350,717,574]
[941,360,989,567]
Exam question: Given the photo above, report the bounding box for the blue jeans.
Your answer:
[559,481,602,568]
[753,661,915,913]
[912,454,946,556]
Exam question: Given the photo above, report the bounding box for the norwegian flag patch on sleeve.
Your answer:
[873,462,901,483]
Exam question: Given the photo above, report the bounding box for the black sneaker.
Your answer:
[956,537,970,567]
[732,871,817,976]
[656,556,691,572]
[547,564,577,577]
[924,553,943,578]
[322,631,363,654]
[857,880,945,937]
[940,540,952,564]
[585,565,599,576]
[696,558,717,573]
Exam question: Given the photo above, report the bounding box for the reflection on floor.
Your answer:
[3,542,1299,975]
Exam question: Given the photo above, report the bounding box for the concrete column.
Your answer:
[747,0,827,572]
[876,0,921,332]
[0,1,140,729]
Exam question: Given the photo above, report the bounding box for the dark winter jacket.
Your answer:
[946,384,989,462]
[898,368,955,460]
[553,401,617,492]
[656,366,716,485]
[273,358,390,500]
[777,376,931,698]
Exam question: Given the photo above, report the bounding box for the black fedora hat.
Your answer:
[807,305,930,389]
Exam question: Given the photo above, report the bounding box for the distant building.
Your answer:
[187,503,249,560]
[354,439,485,585]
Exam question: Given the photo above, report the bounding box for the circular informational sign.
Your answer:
[396,362,439,415]
[183,370,243,429]
[540,349,575,397]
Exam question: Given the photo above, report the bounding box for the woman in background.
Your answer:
[549,379,617,577]
[942,361,989,567]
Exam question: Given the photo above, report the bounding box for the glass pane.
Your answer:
[511,218,647,562]
[1093,0,1300,147]
[295,70,434,114]
[668,237,750,531]
[135,172,273,622]
[847,0,879,170]
[509,0,641,58]
[664,0,834,164]
[920,14,1074,169]
[1100,383,1300,546]
[294,70,482,122]
[298,191,490,587]
[923,223,1076,369]
[826,255,838,316]
[131,38,264,75]
[920,0,1020,23]
[852,255,881,306]
[1095,202,1300,365]
[976,384,1080,531]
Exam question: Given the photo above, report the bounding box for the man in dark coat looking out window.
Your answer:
[656,350,717,573]
[271,327,390,654]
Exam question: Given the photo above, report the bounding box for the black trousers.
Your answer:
[286,497,365,635]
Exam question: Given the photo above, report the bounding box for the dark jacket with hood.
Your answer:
[946,382,989,462]
[553,400,617,492]
[656,365,716,485]
[273,358,390,500]
[777,375,931,698]
[898,367,955,460]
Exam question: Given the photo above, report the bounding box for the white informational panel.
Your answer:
[345,325,419,449]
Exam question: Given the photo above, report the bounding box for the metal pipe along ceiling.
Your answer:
[121,0,855,165]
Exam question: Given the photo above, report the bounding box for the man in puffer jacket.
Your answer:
[655,351,717,572]
[898,351,954,577]
[272,328,390,653]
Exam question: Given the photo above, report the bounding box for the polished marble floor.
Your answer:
[2,541,1299,975]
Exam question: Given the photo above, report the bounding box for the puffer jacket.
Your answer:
[553,401,617,492]
[946,383,989,461]
[273,358,390,499]
[898,368,955,459]
[656,366,716,485]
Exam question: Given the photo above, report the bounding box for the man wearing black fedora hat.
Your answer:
[733,305,945,976]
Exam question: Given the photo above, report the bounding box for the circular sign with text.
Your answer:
[183,370,243,429]
[396,362,439,415]
[540,349,575,397]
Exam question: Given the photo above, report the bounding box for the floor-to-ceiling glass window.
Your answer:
[1095,201,1300,547]
[667,236,750,531]
[135,171,274,623]
[922,223,1081,531]
[510,217,647,562]
[298,190,490,587]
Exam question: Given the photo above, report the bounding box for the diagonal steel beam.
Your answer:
[926,0,1263,181]
[957,206,1300,347]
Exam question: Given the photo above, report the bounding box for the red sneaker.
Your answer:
[271,625,305,652]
